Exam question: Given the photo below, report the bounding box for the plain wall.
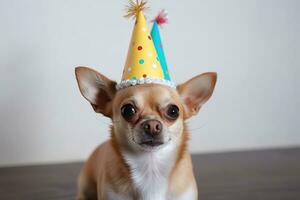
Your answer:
[0,0,299,166]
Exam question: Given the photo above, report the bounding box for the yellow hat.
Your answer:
[117,0,175,90]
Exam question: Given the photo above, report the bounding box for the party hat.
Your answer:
[151,10,171,80]
[117,0,175,90]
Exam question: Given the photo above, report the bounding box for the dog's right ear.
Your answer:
[75,67,117,118]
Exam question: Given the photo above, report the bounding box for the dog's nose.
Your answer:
[142,120,162,136]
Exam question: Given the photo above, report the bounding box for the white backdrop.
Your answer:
[0,0,299,166]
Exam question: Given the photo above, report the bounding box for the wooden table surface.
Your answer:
[0,148,299,200]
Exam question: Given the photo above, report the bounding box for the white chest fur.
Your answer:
[123,144,177,200]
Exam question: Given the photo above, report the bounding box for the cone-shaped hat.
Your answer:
[117,1,175,90]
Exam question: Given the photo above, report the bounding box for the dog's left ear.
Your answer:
[177,72,217,119]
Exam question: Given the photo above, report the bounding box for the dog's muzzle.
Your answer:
[139,119,164,147]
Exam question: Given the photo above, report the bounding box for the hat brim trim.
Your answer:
[116,77,176,90]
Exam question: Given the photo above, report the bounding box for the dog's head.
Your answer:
[75,67,216,152]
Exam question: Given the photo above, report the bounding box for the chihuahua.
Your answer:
[75,66,216,200]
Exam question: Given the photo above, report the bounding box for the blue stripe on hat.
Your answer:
[151,22,171,81]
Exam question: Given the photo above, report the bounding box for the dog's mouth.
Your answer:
[139,140,164,147]
[131,130,171,150]
[131,137,172,151]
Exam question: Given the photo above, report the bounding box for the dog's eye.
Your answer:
[121,104,136,120]
[166,104,179,120]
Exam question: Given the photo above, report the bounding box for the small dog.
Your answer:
[75,66,217,200]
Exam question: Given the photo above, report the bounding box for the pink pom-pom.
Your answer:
[153,9,168,25]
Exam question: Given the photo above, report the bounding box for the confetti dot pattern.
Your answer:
[122,11,164,81]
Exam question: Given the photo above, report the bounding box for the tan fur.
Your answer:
[77,140,131,199]
[75,67,217,200]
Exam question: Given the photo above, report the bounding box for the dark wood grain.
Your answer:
[0,148,299,200]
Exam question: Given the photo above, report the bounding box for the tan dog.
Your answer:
[75,66,217,200]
